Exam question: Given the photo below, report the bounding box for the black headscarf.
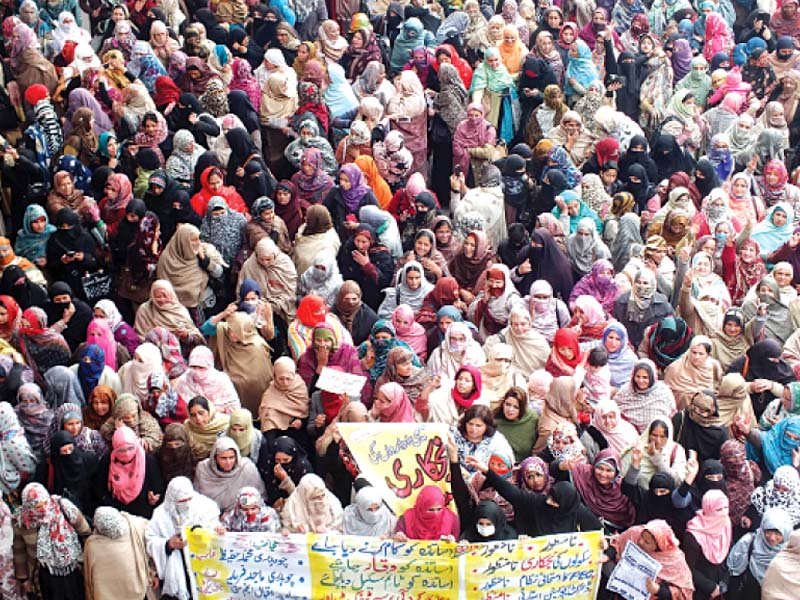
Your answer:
[623,164,654,211]
[498,223,530,267]
[225,127,267,184]
[639,472,677,523]
[195,8,229,44]
[227,90,260,133]
[518,57,557,114]
[618,135,658,182]
[462,500,517,542]
[516,228,574,300]
[537,168,568,216]
[45,281,93,351]
[257,436,314,503]
[675,391,728,463]
[0,265,47,309]
[694,158,721,200]
[535,481,583,535]
[651,134,695,182]
[193,151,225,194]
[50,430,96,513]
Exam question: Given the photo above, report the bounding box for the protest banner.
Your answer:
[464,531,604,600]
[338,422,452,516]
[607,539,662,600]
[183,529,603,600]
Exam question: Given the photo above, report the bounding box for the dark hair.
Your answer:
[600,160,619,173]
[188,396,211,413]
[493,386,528,421]
[142,112,159,126]
[458,405,496,437]
[648,419,669,437]
[587,347,608,367]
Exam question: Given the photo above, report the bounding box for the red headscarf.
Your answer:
[296,295,327,328]
[400,485,460,540]
[451,365,483,408]
[434,44,473,88]
[0,295,20,340]
[191,166,248,215]
[546,328,583,377]
[153,76,182,107]
[594,137,620,167]
[376,381,416,422]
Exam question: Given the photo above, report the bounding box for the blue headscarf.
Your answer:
[757,415,800,474]
[97,131,119,159]
[55,154,91,192]
[565,39,599,97]
[732,43,748,66]
[77,344,105,399]
[324,63,359,118]
[361,320,420,382]
[602,322,637,388]
[269,0,296,25]
[238,278,263,313]
[15,204,55,262]
[551,189,603,233]
[541,146,582,188]
[746,37,767,55]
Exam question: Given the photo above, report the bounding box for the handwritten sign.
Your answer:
[308,534,458,599]
[315,367,367,396]
[338,423,451,516]
[184,530,602,600]
[464,531,603,600]
[607,540,662,600]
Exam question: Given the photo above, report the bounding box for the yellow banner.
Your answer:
[338,423,452,516]
[183,529,603,600]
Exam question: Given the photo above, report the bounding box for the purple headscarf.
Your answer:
[339,163,371,212]
[517,456,554,494]
[671,38,693,82]
[569,259,618,313]
[65,89,114,134]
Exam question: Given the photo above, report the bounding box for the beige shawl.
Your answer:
[281,473,343,533]
[134,279,200,338]
[716,373,756,435]
[258,357,309,432]
[663,348,723,411]
[237,238,298,323]
[484,309,551,377]
[532,376,578,454]
[711,329,749,372]
[83,512,150,600]
[155,224,224,307]
[184,402,231,461]
[193,437,266,512]
[216,312,273,415]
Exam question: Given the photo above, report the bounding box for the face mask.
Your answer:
[533,298,549,314]
[414,210,428,224]
[176,501,190,515]
[360,506,381,524]
[476,523,495,537]
[714,232,727,246]
[240,299,258,314]
[449,338,465,353]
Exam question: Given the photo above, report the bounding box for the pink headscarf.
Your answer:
[703,13,732,62]
[376,382,416,422]
[405,172,427,198]
[108,425,146,504]
[86,318,117,370]
[685,490,732,565]
[452,103,495,175]
[400,485,460,540]
[391,304,427,359]
[591,399,638,456]
[175,346,239,414]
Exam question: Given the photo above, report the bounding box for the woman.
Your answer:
[614,360,677,433]
[342,485,397,537]
[259,356,310,441]
[532,376,579,454]
[730,339,796,421]
[133,280,202,349]
[395,485,459,541]
[602,322,637,389]
[183,396,231,461]
[664,336,723,411]
[486,307,550,378]
[0,403,36,496]
[97,393,162,454]
[590,398,638,456]
[751,203,797,261]
[219,486,280,533]
[545,328,584,378]
[18,307,71,385]
[672,390,729,463]
[291,147,335,208]
[372,382,418,423]
[15,204,55,268]
[98,425,163,519]
[238,237,298,325]
[193,436,264,512]
[174,346,240,416]
[158,423,195,483]
[613,269,674,347]
[324,165,378,242]
[427,363,485,427]
[12,482,90,599]
[470,47,516,138]
[280,473,343,533]
[494,387,538,463]
[215,311,273,415]
[15,383,52,462]
[426,320,486,380]
[611,519,695,600]
[569,259,617,314]
[716,373,756,438]
[448,231,494,302]
[514,229,574,302]
[564,448,635,531]
[727,507,793,599]
[452,103,496,185]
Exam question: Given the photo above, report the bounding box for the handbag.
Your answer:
[429,113,451,145]
[81,269,113,304]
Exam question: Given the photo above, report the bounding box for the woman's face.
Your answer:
[275,369,294,389]
[257,251,276,268]
[689,344,709,368]
[765,529,785,547]
[189,404,210,427]
[775,266,793,287]
[538,35,554,54]
[723,319,742,337]
[339,172,352,190]
[396,358,413,377]
[600,168,617,186]
[63,418,82,436]
[773,209,788,227]
[405,269,422,290]
[649,424,667,450]
[104,181,119,200]
[297,43,310,60]
[601,410,618,430]
[153,287,171,307]
[732,177,748,197]
[569,41,579,57]
[301,160,316,176]
[259,208,275,224]
[467,107,482,120]
[354,234,370,253]
[524,467,546,490]
[466,3,479,17]
[502,396,520,421]
[594,463,616,485]
[633,368,651,391]
[274,451,292,465]
[438,316,454,334]
[604,331,621,353]
[57,176,74,196]
[276,189,291,205]
[510,312,531,336]
[547,11,562,28]
[314,333,334,352]
[0,307,8,326]
[465,416,487,442]
[414,236,432,257]
[215,449,237,472]
[639,530,658,553]
[740,243,757,263]
[456,370,475,395]
[640,37,654,54]
[486,54,501,69]
[207,173,223,193]
[435,224,452,245]
[463,235,476,258]
[373,390,392,415]
[112,6,126,20]
[557,344,575,361]
[91,395,111,417]
[693,256,712,276]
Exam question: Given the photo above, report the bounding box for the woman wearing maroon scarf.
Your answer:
[273,180,304,242]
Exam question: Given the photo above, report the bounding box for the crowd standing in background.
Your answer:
[2,0,800,597]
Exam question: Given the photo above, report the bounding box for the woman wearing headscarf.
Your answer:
[133,281,202,350]
[609,519,694,599]
[612,268,674,347]
[193,436,265,513]
[529,376,577,454]
[324,63,359,129]
[172,346,239,417]
[0,402,36,498]
[12,482,91,599]
[199,197,245,268]
[340,485,396,537]
[237,237,297,328]
[219,485,280,533]
[762,528,800,600]
[672,389,728,463]
[96,391,162,453]
[323,164,378,241]
[729,338,795,422]
[750,465,800,529]
[452,103,497,188]
[741,276,795,344]
[157,423,195,484]
[728,507,793,599]
[512,228,574,301]
[663,336,723,410]
[332,280,378,347]
[18,308,70,386]
[290,147,335,209]
[44,208,98,300]
[525,84,568,146]
[280,473,343,533]
[485,306,550,378]
[613,357,678,431]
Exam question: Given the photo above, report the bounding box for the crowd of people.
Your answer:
[1,0,800,597]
